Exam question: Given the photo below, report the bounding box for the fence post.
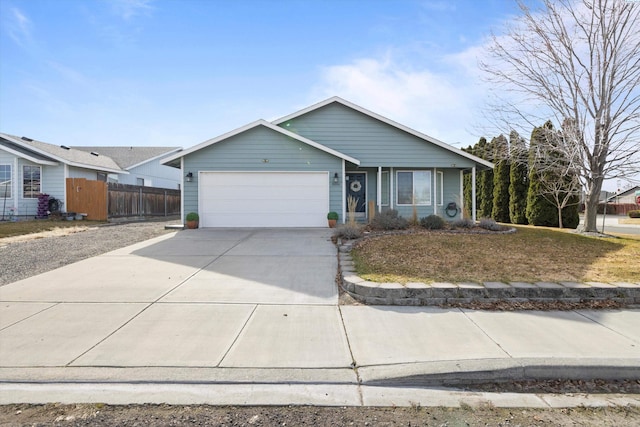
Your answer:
[164,190,167,217]
[139,188,143,218]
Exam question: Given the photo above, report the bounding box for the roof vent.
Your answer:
[90,151,99,156]
[60,145,71,150]
[21,136,33,142]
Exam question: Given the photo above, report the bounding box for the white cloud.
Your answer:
[314,53,488,146]
[109,0,155,21]
[4,7,33,47]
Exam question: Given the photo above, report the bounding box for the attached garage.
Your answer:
[199,171,330,227]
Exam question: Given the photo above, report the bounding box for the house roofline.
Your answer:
[273,96,494,169]
[161,119,360,166]
[1,133,125,173]
[0,144,59,166]
[126,147,183,170]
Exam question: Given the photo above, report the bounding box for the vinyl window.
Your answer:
[397,171,431,205]
[22,165,41,198]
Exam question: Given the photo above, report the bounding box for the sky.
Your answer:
[0,0,634,191]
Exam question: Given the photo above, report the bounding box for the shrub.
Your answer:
[451,218,475,229]
[186,212,199,221]
[327,211,339,220]
[369,209,408,230]
[333,224,364,240]
[629,210,640,218]
[479,217,507,231]
[420,214,445,230]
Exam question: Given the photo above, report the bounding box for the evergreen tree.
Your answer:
[479,138,494,218]
[462,145,474,218]
[491,134,511,222]
[508,131,529,224]
[526,122,559,226]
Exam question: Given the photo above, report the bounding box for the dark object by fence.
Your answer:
[36,193,50,219]
[108,183,180,218]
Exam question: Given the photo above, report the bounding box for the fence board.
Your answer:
[107,183,180,218]
[66,178,108,220]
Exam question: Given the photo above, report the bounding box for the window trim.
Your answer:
[437,170,444,206]
[22,165,41,199]
[396,170,432,206]
[0,164,11,199]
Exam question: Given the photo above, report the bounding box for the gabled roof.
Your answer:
[273,96,494,169]
[162,119,361,167]
[0,133,125,173]
[73,146,181,169]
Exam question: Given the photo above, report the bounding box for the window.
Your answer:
[136,178,144,186]
[381,171,390,206]
[97,172,107,182]
[0,165,11,198]
[22,165,41,198]
[397,171,431,205]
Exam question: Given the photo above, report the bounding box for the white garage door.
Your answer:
[199,172,330,227]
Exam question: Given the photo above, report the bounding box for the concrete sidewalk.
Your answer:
[1,229,639,406]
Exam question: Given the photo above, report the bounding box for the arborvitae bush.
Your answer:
[526,123,559,226]
[561,195,580,229]
[491,135,511,223]
[369,209,409,230]
[509,139,529,224]
[420,214,446,230]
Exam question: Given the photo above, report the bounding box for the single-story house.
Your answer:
[0,133,125,219]
[73,146,182,189]
[162,97,493,227]
[606,186,640,205]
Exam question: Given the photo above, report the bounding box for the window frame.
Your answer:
[22,165,41,199]
[396,170,432,206]
[0,164,11,199]
[381,171,390,206]
[437,170,444,206]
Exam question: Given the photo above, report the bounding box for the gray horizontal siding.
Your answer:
[280,103,475,168]
[183,125,343,217]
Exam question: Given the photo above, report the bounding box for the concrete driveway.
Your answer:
[0,228,349,369]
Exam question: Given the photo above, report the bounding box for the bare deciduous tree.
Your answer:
[481,0,640,232]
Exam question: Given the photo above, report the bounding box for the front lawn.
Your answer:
[351,227,640,284]
[0,219,102,239]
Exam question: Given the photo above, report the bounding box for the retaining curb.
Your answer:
[337,240,640,306]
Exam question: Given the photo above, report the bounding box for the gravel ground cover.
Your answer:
[0,219,179,286]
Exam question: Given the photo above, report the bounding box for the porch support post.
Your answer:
[471,166,477,222]
[390,167,394,210]
[433,167,437,216]
[459,169,464,219]
[377,166,382,213]
[180,157,185,223]
[341,159,346,224]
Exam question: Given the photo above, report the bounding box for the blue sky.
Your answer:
[0,0,529,149]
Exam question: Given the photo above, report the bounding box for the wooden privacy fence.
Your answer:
[66,178,108,220]
[107,183,180,218]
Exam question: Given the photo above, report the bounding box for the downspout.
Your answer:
[471,166,477,222]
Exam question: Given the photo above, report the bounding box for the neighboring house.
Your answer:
[607,186,640,204]
[0,133,124,218]
[73,146,182,189]
[162,97,493,228]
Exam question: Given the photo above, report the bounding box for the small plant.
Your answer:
[369,209,408,230]
[451,218,475,229]
[628,210,640,218]
[479,217,506,231]
[420,214,445,230]
[333,223,364,240]
[347,195,359,226]
[186,212,199,221]
[327,211,339,220]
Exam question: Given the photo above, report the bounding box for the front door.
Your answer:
[346,173,366,218]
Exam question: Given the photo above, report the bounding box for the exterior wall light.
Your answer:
[333,172,339,184]
[185,172,193,182]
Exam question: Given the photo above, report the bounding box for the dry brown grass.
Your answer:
[0,219,102,239]
[351,226,640,283]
